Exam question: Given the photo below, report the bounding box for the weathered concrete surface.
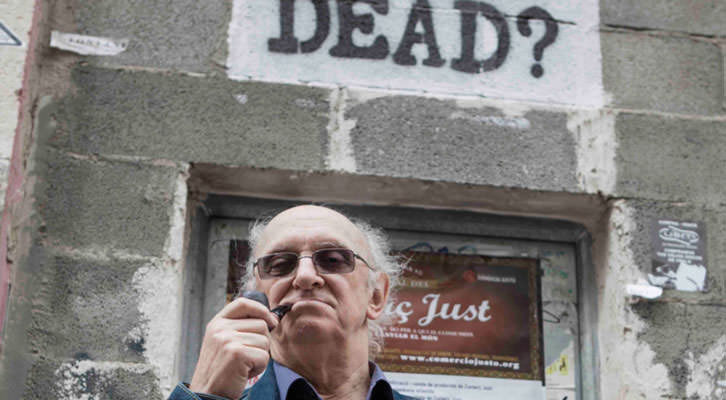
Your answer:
[23,357,161,400]
[0,244,165,399]
[569,109,617,195]
[632,302,726,399]
[52,66,329,170]
[601,31,723,115]
[27,252,149,362]
[73,0,230,72]
[601,0,726,37]
[0,94,188,398]
[36,149,178,256]
[346,93,579,192]
[615,113,726,206]
[598,201,673,399]
[597,199,726,398]
[0,247,157,398]
[623,199,726,304]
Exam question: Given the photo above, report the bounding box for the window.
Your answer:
[181,195,596,400]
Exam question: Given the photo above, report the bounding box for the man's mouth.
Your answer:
[288,298,332,312]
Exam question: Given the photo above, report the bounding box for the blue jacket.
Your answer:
[168,362,418,400]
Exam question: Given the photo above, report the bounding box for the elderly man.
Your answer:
[169,205,416,400]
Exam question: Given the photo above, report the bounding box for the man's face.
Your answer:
[253,206,387,344]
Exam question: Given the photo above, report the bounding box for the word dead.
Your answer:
[267,0,559,77]
[387,293,492,326]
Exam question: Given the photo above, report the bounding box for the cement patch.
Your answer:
[131,261,183,396]
[568,109,616,195]
[598,201,672,399]
[685,335,726,399]
[633,304,726,397]
[326,88,358,172]
[630,302,690,396]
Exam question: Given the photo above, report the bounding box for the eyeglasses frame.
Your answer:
[253,247,374,279]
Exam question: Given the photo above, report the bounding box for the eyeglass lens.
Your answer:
[257,248,357,279]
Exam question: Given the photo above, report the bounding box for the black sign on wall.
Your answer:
[649,219,707,292]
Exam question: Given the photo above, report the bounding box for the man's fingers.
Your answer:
[230,331,270,352]
[214,318,271,336]
[190,296,278,398]
[234,346,270,378]
[215,297,279,329]
[210,329,270,353]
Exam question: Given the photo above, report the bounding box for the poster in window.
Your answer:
[380,251,544,400]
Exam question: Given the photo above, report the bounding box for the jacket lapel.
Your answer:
[245,361,280,400]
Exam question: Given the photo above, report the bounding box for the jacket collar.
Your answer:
[245,360,280,400]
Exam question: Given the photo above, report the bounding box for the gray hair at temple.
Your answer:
[240,211,403,359]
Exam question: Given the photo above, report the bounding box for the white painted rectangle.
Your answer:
[387,372,545,400]
[228,0,603,107]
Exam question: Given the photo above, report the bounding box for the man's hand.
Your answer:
[189,297,279,399]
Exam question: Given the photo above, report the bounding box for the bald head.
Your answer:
[253,205,372,263]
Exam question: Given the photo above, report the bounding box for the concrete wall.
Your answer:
[0,0,724,399]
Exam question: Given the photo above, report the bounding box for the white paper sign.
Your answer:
[387,372,545,400]
[50,31,128,56]
[228,0,603,106]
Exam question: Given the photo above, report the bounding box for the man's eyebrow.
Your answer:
[263,240,348,254]
[314,240,347,248]
[265,245,297,254]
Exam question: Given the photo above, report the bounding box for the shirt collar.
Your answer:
[273,360,391,400]
[366,362,388,400]
[273,361,309,400]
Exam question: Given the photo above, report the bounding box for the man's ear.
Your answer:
[367,273,390,320]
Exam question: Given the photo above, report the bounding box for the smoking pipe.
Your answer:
[239,290,291,329]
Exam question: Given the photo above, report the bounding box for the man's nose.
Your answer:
[292,256,324,289]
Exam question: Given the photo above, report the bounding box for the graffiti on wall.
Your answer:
[0,22,22,46]
[228,0,603,106]
[266,0,559,78]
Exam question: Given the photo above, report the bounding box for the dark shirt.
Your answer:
[273,361,394,400]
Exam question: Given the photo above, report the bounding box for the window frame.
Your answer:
[181,195,599,400]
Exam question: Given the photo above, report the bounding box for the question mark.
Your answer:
[516,7,558,78]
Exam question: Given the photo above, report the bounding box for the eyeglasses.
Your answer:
[253,248,373,279]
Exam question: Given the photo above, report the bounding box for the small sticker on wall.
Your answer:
[0,21,22,46]
[50,31,128,56]
[649,219,707,292]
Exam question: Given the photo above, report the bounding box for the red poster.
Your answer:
[378,251,543,381]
